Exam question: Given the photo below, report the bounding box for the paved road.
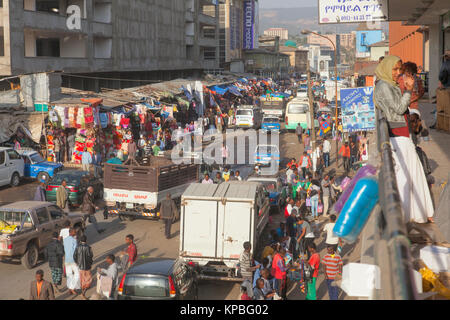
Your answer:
[0,127,359,300]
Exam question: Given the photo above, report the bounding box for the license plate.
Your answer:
[126,203,134,209]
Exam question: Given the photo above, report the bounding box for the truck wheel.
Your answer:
[21,243,38,269]
[10,172,20,187]
[37,172,50,183]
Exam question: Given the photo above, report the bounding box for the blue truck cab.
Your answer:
[261,116,281,133]
[17,150,63,182]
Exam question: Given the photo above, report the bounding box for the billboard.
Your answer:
[340,87,376,133]
[356,30,383,58]
[318,0,388,24]
[243,0,256,49]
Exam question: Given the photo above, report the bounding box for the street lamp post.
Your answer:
[301,29,339,168]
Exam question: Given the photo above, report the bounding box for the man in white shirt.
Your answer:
[322,214,340,251]
[234,170,242,181]
[202,173,214,184]
[286,166,295,186]
[323,137,331,168]
[97,254,118,299]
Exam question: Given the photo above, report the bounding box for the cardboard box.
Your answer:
[420,246,450,273]
[437,114,450,132]
[436,88,450,115]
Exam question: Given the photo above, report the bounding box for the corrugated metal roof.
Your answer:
[182,182,260,201]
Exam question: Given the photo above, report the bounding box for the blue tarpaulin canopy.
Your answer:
[210,85,229,95]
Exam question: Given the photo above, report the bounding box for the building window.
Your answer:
[35,0,60,14]
[36,38,60,57]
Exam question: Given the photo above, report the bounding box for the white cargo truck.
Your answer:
[179,181,270,281]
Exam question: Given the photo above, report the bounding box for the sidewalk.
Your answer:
[417,100,450,207]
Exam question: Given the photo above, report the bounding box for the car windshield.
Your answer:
[123,276,169,298]
[30,153,45,163]
[0,210,33,230]
[263,118,278,123]
[50,173,82,186]
[237,110,252,116]
[288,104,308,114]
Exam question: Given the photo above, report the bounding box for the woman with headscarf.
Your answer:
[374,55,434,224]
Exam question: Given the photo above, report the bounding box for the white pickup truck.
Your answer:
[179,181,270,281]
[0,147,24,188]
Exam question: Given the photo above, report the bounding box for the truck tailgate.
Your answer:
[180,200,254,263]
[181,200,218,258]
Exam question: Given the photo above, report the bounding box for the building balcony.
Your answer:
[186,35,194,46]
[23,10,88,33]
[185,10,194,22]
[198,36,218,48]
[198,13,217,26]
[22,57,90,73]
[201,59,219,70]
[92,21,113,38]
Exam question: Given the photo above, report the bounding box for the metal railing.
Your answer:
[374,109,417,299]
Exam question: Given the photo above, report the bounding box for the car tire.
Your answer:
[21,243,38,269]
[10,172,20,187]
[37,172,50,183]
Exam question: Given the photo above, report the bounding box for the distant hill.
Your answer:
[259,7,386,36]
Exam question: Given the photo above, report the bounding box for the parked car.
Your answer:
[45,170,103,207]
[0,201,85,269]
[247,176,287,212]
[254,144,280,167]
[117,257,198,300]
[0,147,24,188]
[0,148,24,188]
[261,116,281,133]
[17,149,63,182]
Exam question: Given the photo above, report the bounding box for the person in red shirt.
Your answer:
[120,234,137,270]
[322,245,343,300]
[271,247,288,300]
[338,142,351,173]
[397,62,424,110]
[306,242,320,300]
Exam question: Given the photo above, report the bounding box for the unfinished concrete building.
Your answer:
[0,0,220,91]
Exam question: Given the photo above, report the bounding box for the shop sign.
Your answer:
[318,0,388,24]
[243,0,255,49]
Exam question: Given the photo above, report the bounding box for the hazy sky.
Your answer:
[259,0,316,8]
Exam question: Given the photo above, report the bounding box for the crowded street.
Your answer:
[0,0,449,306]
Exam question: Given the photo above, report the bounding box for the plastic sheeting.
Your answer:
[0,113,45,143]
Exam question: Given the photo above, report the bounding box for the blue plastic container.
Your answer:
[334,164,377,213]
[333,176,379,243]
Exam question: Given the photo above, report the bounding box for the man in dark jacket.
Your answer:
[160,194,178,239]
[82,186,104,234]
[30,270,55,300]
[74,235,93,300]
[44,232,64,292]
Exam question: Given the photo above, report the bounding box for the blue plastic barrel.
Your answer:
[333,176,379,243]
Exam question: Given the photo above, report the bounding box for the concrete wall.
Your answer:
[20,72,61,107]
[60,35,87,58]
[428,22,443,98]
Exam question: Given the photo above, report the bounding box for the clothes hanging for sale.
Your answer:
[120,116,130,129]
[99,113,108,128]
[84,107,94,128]
[64,107,69,128]
[93,107,100,127]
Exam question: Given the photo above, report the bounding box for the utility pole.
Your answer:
[307,61,316,154]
